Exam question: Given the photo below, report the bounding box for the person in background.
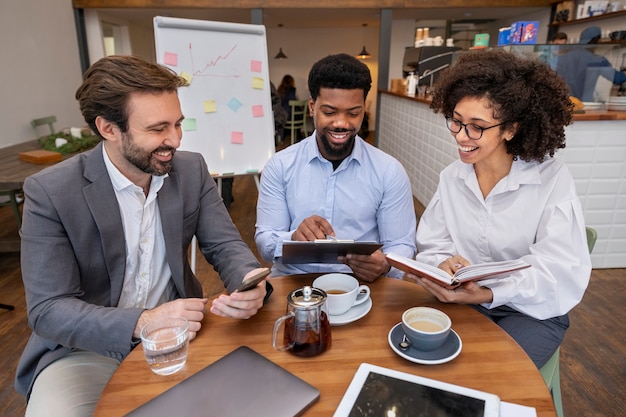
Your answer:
[407,49,591,368]
[277,74,298,122]
[15,55,270,417]
[271,81,288,145]
[556,26,626,101]
[539,32,569,69]
[550,31,568,44]
[255,54,416,282]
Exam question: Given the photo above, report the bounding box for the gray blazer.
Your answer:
[15,142,260,397]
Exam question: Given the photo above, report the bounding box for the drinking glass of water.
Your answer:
[140,317,189,375]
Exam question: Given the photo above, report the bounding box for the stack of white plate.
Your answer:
[608,96,626,112]
[582,102,602,111]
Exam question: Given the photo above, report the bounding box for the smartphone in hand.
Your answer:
[236,268,270,292]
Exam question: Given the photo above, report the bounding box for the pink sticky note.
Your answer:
[163,52,178,66]
[231,131,244,144]
[252,105,264,117]
[250,60,262,73]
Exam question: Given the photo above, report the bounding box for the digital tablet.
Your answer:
[282,240,382,264]
[333,363,500,417]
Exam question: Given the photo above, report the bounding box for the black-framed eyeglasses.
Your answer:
[445,117,505,140]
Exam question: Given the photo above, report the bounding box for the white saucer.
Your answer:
[329,297,372,326]
[388,322,462,365]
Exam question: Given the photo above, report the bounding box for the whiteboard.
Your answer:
[154,17,274,176]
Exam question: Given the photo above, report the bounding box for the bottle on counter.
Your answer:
[407,71,417,97]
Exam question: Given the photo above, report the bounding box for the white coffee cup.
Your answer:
[313,273,370,316]
[423,37,434,46]
[434,36,444,46]
[446,38,455,47]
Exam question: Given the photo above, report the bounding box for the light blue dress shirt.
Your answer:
[255,133,416,278]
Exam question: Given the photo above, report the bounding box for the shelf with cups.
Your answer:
[549,9,626,43]
[549,9,626,27]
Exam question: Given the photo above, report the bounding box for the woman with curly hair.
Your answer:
[406,49,591,367]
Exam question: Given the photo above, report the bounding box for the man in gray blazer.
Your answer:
[15,55,270,417]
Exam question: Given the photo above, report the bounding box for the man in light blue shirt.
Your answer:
[255,54,416,282]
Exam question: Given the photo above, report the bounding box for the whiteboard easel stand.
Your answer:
[190,173,260,274]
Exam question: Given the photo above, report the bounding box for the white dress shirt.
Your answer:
[415,158,591,320]
[102,146,175,309]
[255,134,417,278]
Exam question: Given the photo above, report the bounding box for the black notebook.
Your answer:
[125,346,320,417]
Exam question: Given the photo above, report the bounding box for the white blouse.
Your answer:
[415,158,591,320]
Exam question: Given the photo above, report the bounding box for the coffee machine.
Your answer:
[402,46,461,89]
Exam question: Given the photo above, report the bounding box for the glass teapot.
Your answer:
[272,286,332,357]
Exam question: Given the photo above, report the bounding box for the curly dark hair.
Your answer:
[430,48,573,162]
[75,55,186,140]
[308,53,372,101]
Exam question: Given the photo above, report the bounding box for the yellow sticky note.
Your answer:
[252,77,264,89]
[180,71,193,85]
[203,100,217,113]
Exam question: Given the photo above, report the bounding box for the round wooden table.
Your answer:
[94,275,556,416]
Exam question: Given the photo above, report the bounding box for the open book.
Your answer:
[386,253,531,289]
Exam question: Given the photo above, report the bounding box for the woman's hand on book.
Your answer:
[409,274,494,305]
[438,255,471,277]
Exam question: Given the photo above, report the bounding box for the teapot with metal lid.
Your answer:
[272,286,332,357]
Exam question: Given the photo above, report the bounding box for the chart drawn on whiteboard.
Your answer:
[187,43,239,78]
[154,17,275,177]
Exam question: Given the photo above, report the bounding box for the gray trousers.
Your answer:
[471,304,569,368]
[25,350,121,417]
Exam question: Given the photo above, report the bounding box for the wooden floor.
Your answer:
[1,161,624,416]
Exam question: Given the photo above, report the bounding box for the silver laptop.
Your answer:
[125,346,320,417]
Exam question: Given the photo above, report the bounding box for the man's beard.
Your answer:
[122,132,174,176]
[319,130,356,160]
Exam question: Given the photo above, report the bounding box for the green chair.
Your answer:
[31,115,57,136]
[0,189,23,226]
[540,226,597,417]
[285,100,308,145]
[0,189,23,311]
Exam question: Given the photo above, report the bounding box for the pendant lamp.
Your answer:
[356,23,371,59]
[356,46,371,59]
[274,48,288,59]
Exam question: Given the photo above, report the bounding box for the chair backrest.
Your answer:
[287,100,307,128]
[31,115,57,136]
[586,226,597,254]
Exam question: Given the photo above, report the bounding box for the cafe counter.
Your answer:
[376,90,626,268]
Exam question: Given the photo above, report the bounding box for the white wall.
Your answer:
[0,0,85,148]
